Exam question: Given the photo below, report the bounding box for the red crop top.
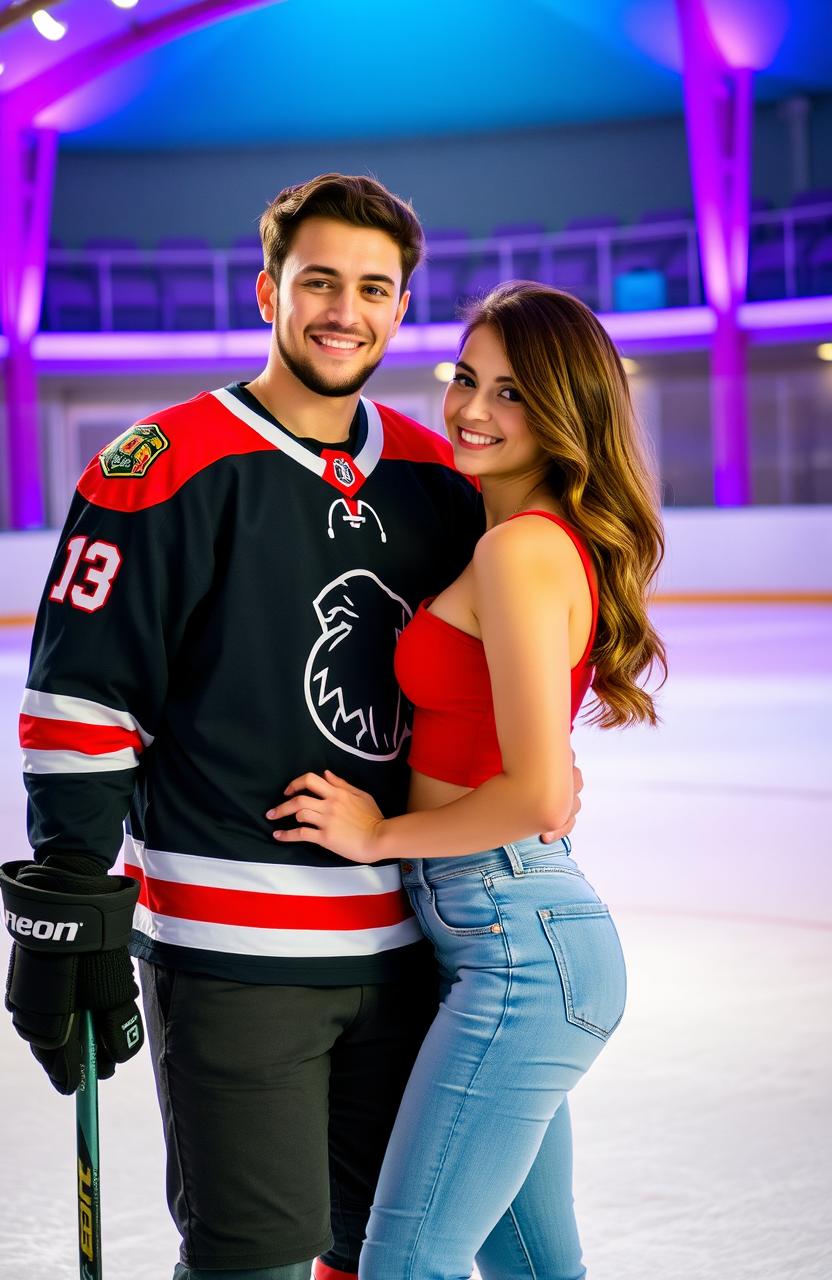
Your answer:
[394,512,599,788]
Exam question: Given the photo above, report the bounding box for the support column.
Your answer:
[0,0,277,530]
[677,0,753,506]
[711,314,750,506]
[0,107,57,528]
[4,338,43,529]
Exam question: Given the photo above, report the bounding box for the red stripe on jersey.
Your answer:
[77,392,276,513]
[377,403,455,466]
[19,714,145,756]
[125,863,414,931]
[376,402,479,488]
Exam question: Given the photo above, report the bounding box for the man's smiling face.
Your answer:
[263,216,410,398]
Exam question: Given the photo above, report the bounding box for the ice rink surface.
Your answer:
[1,604,830,1280]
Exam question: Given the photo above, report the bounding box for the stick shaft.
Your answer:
[76,1010,102,1280]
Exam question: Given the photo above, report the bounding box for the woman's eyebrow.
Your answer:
[456,359,515,384]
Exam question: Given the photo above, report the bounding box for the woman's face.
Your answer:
[443,324,547,482]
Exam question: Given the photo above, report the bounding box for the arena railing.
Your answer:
[41,203,832,332]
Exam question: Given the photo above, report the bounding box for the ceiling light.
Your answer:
[817,343,832,362]
[621,357,640,375]
[32,10,67,40]
[433,362,456,383]
[110,0,139,8]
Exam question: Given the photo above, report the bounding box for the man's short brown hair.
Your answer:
[259,173,424,294]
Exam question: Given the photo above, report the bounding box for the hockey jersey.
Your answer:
[21,384,484,984]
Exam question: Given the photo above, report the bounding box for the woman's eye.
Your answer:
[499,387,522,402]
[452,373,474,387]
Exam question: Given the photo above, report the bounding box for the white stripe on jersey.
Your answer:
[124,835,404,897]
[132,903,424,958]
[210,387,326,476]
[23,747,141,774]
[21,688,154,746]
[210,389,384,485]
[354,398,383,477]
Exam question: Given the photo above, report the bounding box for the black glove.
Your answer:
[1,858,144,1095]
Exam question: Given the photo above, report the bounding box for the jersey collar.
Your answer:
[210,386,383,496]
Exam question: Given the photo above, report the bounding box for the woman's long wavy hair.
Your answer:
[462,282,667,728]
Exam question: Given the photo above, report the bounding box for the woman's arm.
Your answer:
[270,518,579,862]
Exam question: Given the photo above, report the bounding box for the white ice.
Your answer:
[1,605,830,1279]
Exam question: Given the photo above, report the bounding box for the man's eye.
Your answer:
[306,280,331,289]
[364,286,387,298]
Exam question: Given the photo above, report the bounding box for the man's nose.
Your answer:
[325,290,360,328]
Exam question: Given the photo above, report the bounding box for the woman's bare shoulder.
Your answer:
[473,512,583,579]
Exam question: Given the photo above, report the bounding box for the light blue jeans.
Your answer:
[359,836,627,1280]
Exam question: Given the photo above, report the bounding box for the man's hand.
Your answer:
[539,749,582,843]
[1,859,144,1094]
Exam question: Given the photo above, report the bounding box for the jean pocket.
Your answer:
[428,876,503,937]
[539,903,626,1040]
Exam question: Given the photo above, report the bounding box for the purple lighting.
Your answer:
[37,64,148,133]
[700,205,733,313]
[677,0,753,505]
[704,0,789,70]
[0,0,278,530]
[739,296,832,329]
[26,300,827,373]
[33,330,271,363]
[739,295,832,345]
[8,0,278,124]
[31,312,720,370]
[634,0,790,72]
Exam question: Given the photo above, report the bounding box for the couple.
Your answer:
[2,173,665,1280]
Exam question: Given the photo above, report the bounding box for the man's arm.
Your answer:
[3,427,214,1092]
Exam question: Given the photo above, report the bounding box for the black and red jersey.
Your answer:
[21,384,483,984]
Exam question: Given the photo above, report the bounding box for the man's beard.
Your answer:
[276,328,384,398]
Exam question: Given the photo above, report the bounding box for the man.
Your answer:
[1,174,579,1280]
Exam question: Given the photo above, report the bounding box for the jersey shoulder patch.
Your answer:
[78,391,275,513]
[99,422,170,478]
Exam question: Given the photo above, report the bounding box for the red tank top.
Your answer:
[394,511,599,788]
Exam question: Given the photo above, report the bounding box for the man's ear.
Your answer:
[392,288,411,336]
[256,270,277,323]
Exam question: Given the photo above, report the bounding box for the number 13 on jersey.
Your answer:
[49,536,123,613]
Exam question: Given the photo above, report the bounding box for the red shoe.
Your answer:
[312,1262,358,1280]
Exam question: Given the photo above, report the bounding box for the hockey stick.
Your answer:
[76,1010,103,1279]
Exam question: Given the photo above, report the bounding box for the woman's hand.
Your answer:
[266,771,387,863]
[539,749,582,842]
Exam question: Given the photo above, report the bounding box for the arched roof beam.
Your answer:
[0,0,279,528]
[5,0,279,125]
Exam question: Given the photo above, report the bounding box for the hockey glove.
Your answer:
[1,859,144,1095]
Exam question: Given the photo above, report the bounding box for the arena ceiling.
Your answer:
[0,0,830,147]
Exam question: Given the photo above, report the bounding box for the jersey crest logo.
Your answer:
[304,570,412,761]
[320,449,365,497]
[333,457,355,488]
[99,424,169,478]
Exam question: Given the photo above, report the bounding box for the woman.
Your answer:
[268,283,666,1279]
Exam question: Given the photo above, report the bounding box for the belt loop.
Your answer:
[504,843,525,877]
